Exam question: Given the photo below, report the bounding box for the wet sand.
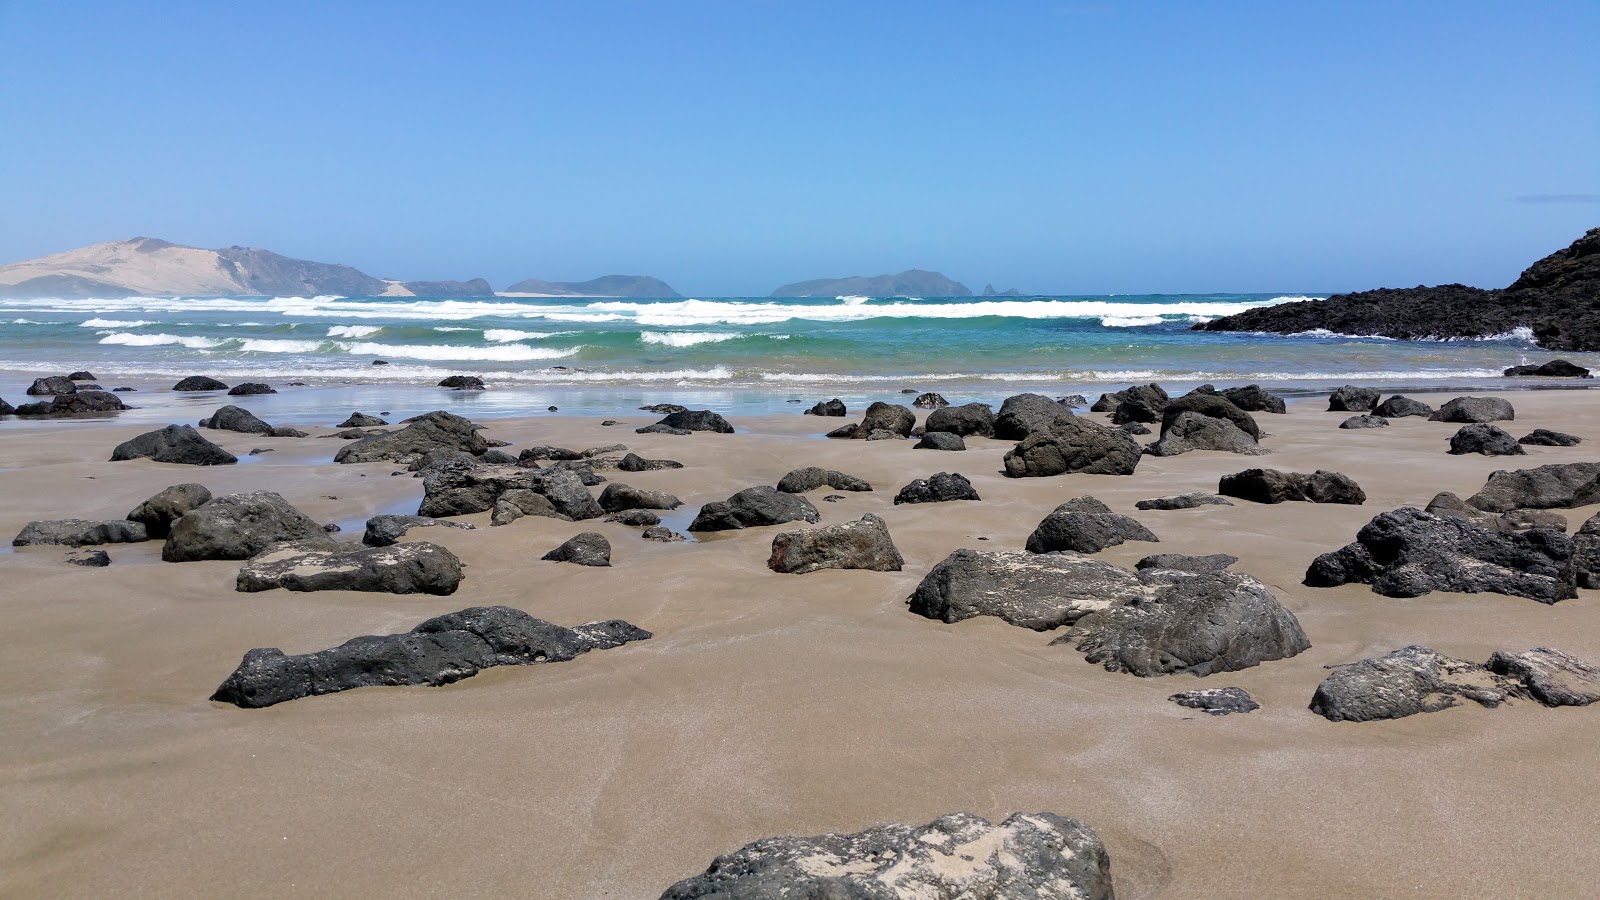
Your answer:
[3,392,1599,897]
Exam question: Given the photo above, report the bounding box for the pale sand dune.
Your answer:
[0,238,244,296]
[2,393,1599,897]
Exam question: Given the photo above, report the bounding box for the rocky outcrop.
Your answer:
[236,541,465,594]
[542,532,612,566]
[924,402,995,437]
[361,514,473,547]
[1465,462,1600,512]
[993,393,1076,439]
[173,376,228,391]
[1430,396,1515,424]
[1135,492,1233,511]
[1424,491,1569,533]
[13,519,148,547]
[1339,415,1388,429]
[1106,384,1170,425]
[893,472,980,504]
[803,398,845,417]
[1025,497,1157,554]
[767,514,904,574]
[162,491,333,562]
[1002,418,1142,477]
[1327,385,1379,412]
[334,410,488,464]
[11,390,130,417]
[908,549,1146,630]
[1218,468,1365,504]
[597,483,683,512]
[639,403,688,414]
[110,424,238,466]
[1373,395,1434,418]
[860,402,914,437]
[1195,383,1286,414]
[126,483,212,537]
[912,391,949,409]
[776,467,872,493]
[658,811,1113,900]
[211,607,650,708]
[1304,507,1575,603]
[1519,428,1581,446]
[1170,687,1259,715]
[1310,645,1600,722]
[421,463,601,521]
[689,487,819,532]
[1503,359,1591,377]
[1145,411,1263,456]
[1448,424,1524,456]
[438,375,485,390]
[914,431,966,451]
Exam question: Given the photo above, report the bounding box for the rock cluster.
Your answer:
[1310,645,1600,722]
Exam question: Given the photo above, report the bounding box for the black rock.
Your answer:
[689,486,819,532]
[334,410,488,464]
[542,532,612,566]
[173,376,228,391]
[860,401,914,437]
[803,398,846,416]
[824,422,863,439]
[111,424,238,466]
[597,483,683,512]
[1146,411,1262,456]
[520,445,584,462]
[1465,462,1600,511]
[1024,496,1156,553]
[908,549,1146,630]
[127,483,213,538]
[1218,468,1365,504]
[1429,396,1515,423]
[1504,359,1591,377]
[479,449,516,465]
[0,397,12,416]
[1135,553,1238,573]
[993,392,1077,439]
[1161,393,1259,439]
[1311,646,1511,722]
[1425,490,1569,533]
[1448,423,1525,456]
[13,519,148,547]
[12,390,130,417]
[605,509,661,527]
[199,404,273,434]
[1002,418,1142,478]
[1119,421,1151,436]
[1327,385,1379,412]
[924,402,995,437]
[912,391,949,409]
[1373,395,1434,418]
[656,409,734,433]
[635,424,692,435]
[822,494,845,502]
[361,514,473,547]
[1519,428,1582,447]
[639,403,687,414]
[1304,507,1575,603]
[776,466,872,493]
[338,412,388,428]
[865,428,903,441]
[227,382,275,396]
[617,452,684,471]
[162,491,334,562]
[893,472,980,504]
[27,375,77,395]
[1135,492,1234,511]
[1339,414,1389,429]
[211,606,651,708]
[1170,686,1259,715]
[767,513,903,574]
[113,387,136,392]
[1058,393,1090,407]
[66,370,96,381]
[641,526,685,542]
[1109,384,1172,425]
[68,549,112,567]
[659,811,1114,900]
[237,541,465,594]
[914,431,966,450]
[1215,384,1286,414]
[438,375,486,390]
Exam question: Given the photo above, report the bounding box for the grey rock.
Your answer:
[581,444,628,458]
[0,397,12,416]
[162,491,334,562]
[1119,421,1151,436]
[639,403,687,414]
[803,398,846,416]
[1218,468,1365,504]
[1504,359,1592,378]
[598,482,683,512]
[68,549,112,567]
[13,519,148,547]
[237,541,465,594]
[1310,646,1515,722]
[1105,384,1170,425]
[335,411,488,464]
[1146,411,1263,456]
[641,526,686,542]
[542,532,611,566]
[1025,496,1157,553]
[912,391,949,409]
[993,392,1077,439]
[227,382,275,396]
[824,422,863,439]
[533,468,606,519]
[66,370,96,381]
[1136,553,1238,573]
[1519,428,1581,446]
[419,460,535,516]
[1465,462,1600,512]
[1573,512,1600,589]
[658,811,1113,900]
[605,509,661,526]
[1058,394,1090,407]
[1135,493,1232,512]
[635,424,692,435]
[865,428,903,441]
[268,426,308,438]
[1002,418,1142,478]
[617,452,683,471]
[437,375,485,390]
[908,549,1145,630]
[1328,385,1380,412]
[925,402,995,437]
[27,375,77,395]
[776,467,872,493]
[111,424,238,466]
[199,404,272,434]
[1170,687,1259,715]
[690,486,820,532]
[1161,393,1259,439]
[172,376,228,391]
[127,483,213,537]
[893,472,980,504]
[1373,395,1434,418]
[1424,491,1568,533]
[657,409,734,433]
[914,431,966,451]
[767,513,904,574]
[211,606,650,708]
[13,390,130,417]
[1430,396,1515,423]
[490,490,564,526]
[479,449,517,464]
[1486,647,1600,706]
[861,401,915,437]
[338,412,388,428]
[362,514,473,547]
[520,445,583,462]
[1339,414,1389,429]
[1449,423,1525,456]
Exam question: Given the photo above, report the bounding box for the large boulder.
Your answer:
[1218,468,1365,504]
[237,541,465,594]
[1304,507,1574,603]
[210,607,650,708]
[338,412,388,428]
[776,467,872,493]
[172,376,228,391]
[1328,385,1380,412]
[690,486,819,532]
[419,461,536,516]
[1310,646,1600,722]
[334,410,488,464]
[861,401,914,437]
[13,519,147,547]
[1520,428,1582,447]
[162,491,333,562]
[199,404,272,435]
[1465,462,1600,512]
[658,811,1113,900]
[362,514,473,547]
[1054,569,1311,677]
[438,375,485,390]
[803,398,846,417]
[1504,359,1591,377]
[1107,384,1170,425]
[1146,412,1262,456]
[542,532,612,566]
[907,549,1146,630]
[110,424,237,466]
[893,472,980,504]
[1024,496,1157,553]
[993,393,1076,439]
[767,514,904,574]
[1002,418,1142,478]
[1161,393,1259,439]
[1430,396,1515,423]
[1448,424,1524,456]
[912,391,949,409]
[656,409,734,433]
[126,483,213,537]
[924,402,995,437]
[227,382,275,396]
[27,375,77,395]
[1373,395,1434,418]
[597,483,683,512]
[1215,384,1286,414]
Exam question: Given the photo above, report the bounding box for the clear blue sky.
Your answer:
[1,1,1596,295]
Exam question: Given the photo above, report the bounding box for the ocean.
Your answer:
[1,292,1591,417]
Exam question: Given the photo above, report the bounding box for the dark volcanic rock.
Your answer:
[162,491,334,562]
[227,382,275,396]
[912,391,949,409]
[1107,384,1170,425]
[127,483,212,537]
[237,541,465,594]
[1504,359,1591,377]
[334,410,487,464]
[1465,462,1600,512]
[438,375,486,390]
[925,402,995,437]
[521,446,584,462]
[1215,384,1286,414]
[0,397,12,416]
[689,486,819,532]
[824,422,863,440]
[658,811,1113,900]
[605,509,660,526]
[490,490,563,526]
[639,403,687,414]
[199,404,272,434]
[1135,492,1234,511]
[767,513,904,574]
[908,549,1145,630]
[597,482,683,512]
[635,424,692,436]
[1424,491,1568,533]
[542,532,612,566]
[1373,395,1434,418]
[1119,422,1151,436]
[1327,385,1379,412]
[173,376,228,391]
[1304,507,1575,603]
[893,472,980,505]
[1448,424,1525,456]
[1025,496,1156,554]
[67,371,96,381]
[657,409,734,433]
[361,514,473,547]
[1519,428,1582,447]
[1218,468,1365,504]
[1161,393,1259,439]
[1136,553,1238,574]
[860,401,915,437]
[1310,646,1514,722]
[1055,569,1310,677]
[1339,414,1389,429]
[13,519,148,547]
[1146,412,1262,456]
[617,452,683,471]
[641,526,685,542]
[1002,418,1142,478]
[776,466,872,493]
[338,412,388,428]
[914,431,966,450]
[12,390,129,417]
[993,392,1076,439]
[1430,396,1515,424]
[1170,686,1259,716]
[210,606,650,708]
[865,428,903,441]
[27,375,77,395]
[803,398,846,416]
[111,424,238,466]
[1487,647,1600,706]
[68,549,112,567]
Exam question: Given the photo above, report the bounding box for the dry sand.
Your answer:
[3,393,1599,898]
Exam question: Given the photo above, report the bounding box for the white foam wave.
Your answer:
[81,318,152,328]
[539,366,734,382]
[639,331,741,347]
[434,326,473,332]
[98,332,226,349]
[835,295,871,305]
[327,325,382,338]
[240,339,332,353]
[1099,315,1166,327]
[342,342,583,362]
[483,329,570,342]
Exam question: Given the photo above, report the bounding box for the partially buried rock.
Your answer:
[1520,428,1581,447]
[13,390,129,417]
[1339,415,1388,429]
[639,403,686,414]
[635,424,691,435]
[67,370,96,381]
[1504,359,1591,378]
[111,424,238,466]
[803,398,845,416]
[1309,645,1600,722]
[865,428,902,441]
[13,519,147,547]
[994,392,1076,438]
[912,391,949,409]
[1145,411,1262,456]
[199,404,273,434]
[1214,384,1286,414]
[1002,417,1142,477]
[1119,421,1151,435]
[1304,507,1574,603]
[173,375,228,392]
[438,375,486,390]
[1465,462,1600,512]
[925,402,995,437]
[1025,496,1156,553]
[658,811,1113,900]
[655,409,733,433]
[605,509,660,526]
[338,412,387,428]
[1448,423,1524,456]
[210,606,650,708]
[641,526,685,542]
[1373,395,1434,418]
[860,401,914,437]
[1218,468,1365,504]
[689,486,819,532]
[237,541,465,594]
[127,483,212,537]
[1430,396,1515,423]
[617,452,683,471]
[227,382,275,396]
[334,410,488,464]
[1487,647,1600,706]
[68,549,112,567]
[908,549,1146,630]
[914,431,966,450]
[776,466,871,493]
[361,514,473,547]
[162,491,334,561]
[1328,385,1380,412]
[893,472,980,504]
[597,482,682,512]
[1136,492,1233,511]
[1170,687,1259,716]
[767,513,903,574]
[542,532,611,566]
[1136,553,1237,573]
[1424,491,1568,533]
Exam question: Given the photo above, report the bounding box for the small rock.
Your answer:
[67,549,112,567]
[1519,429,1582,447]
[438,375,486,390]
[804,398,846,416]
[776,466,872,493]
[1339,414,1389,429]
[641,526,686,542]
[542,532,612,566]
[1170,687,1259,715]
[172,376,228,391]
[1136,553,1238,573]
[893,472,980,504]
[1025,496,1157,553]
[111,425,237,466]
[227,382,275,396]
[604,510,660,526]
[1135,493,1233,511]
[1448,423,1524,456]
[912,392,949,409]
[1373,395,1434,418]
[767,513,903,574]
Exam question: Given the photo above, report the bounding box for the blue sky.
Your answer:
[1,1,1595,295]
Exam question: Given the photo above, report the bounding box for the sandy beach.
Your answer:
[4,389,1600,898]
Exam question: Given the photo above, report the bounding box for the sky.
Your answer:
[1,1,1596,295]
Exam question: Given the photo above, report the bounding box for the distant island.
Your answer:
[983,283,1021,296]
[770,269,972,298]
[502,275,680,298]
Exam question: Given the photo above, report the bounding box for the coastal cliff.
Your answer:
[502,275,680,298]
